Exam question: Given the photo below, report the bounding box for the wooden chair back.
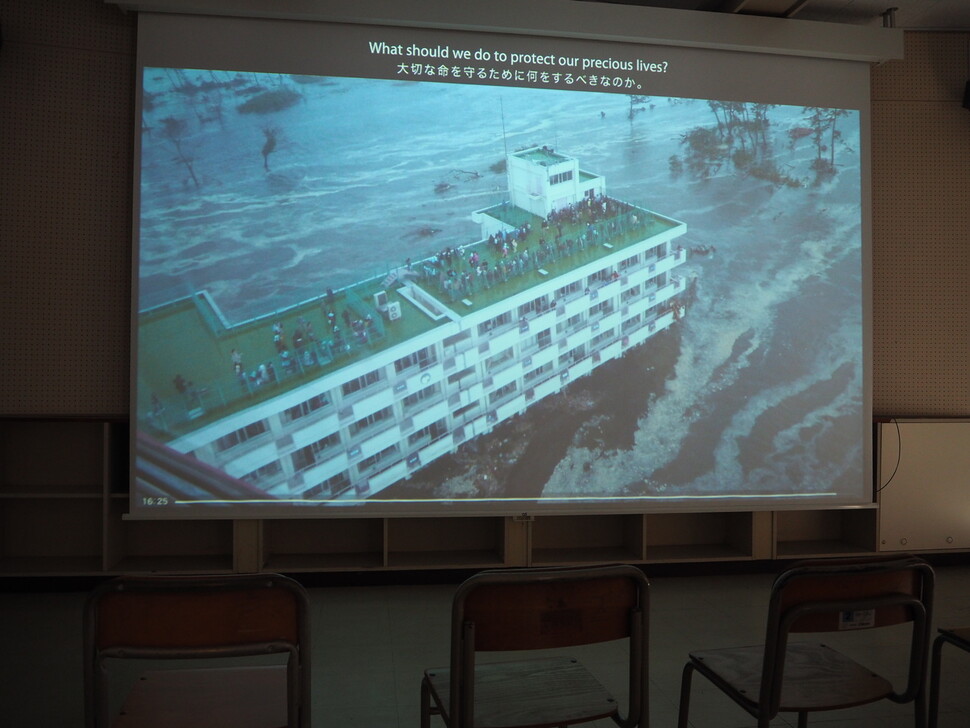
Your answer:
[83,573,310,728]
[449,564,650,728]
[771,554,933,634]
[459,572,640,651]
[760,554,934,715]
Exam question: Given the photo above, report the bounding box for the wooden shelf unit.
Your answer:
[1,417,888,576]
[773,507,878,559]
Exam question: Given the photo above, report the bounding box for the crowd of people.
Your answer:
[419,195,647,303]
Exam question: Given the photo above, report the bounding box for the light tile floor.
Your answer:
[3,563,970,727]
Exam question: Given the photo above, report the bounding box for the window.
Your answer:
[559,344,585,367]
[394,345,437,373]
[556,281,582,299]
[348,406,393,437]
[557,313,584,335]
[524,361,553,383]
[402,383,440,410]
[591,328,615,349]
[282,393,330,423]
[303,471,351,499]
[485,347,515,373]
[241,459,282,484]
[447,366,475,385]
[213,420,268,452]
[619,254,640,271]
[517,295,549,319]
[341,368,383,397]
[587,268,614,286]
[478,311,512,336]
[549,170,573,185]
[407,418,448,447]
[442,329,472,349]
[622,313,642,332]
[621,284,642,305]
[489,381,517,405]
[291,431,342,471]
[453,401,479,419]
[536,328,552,349]
[357,444,399,474]
[590,299,615,318]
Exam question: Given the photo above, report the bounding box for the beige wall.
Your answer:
[1,3,967,417]
[870,32,970,416]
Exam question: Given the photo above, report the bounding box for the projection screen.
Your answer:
[130,2,881,518]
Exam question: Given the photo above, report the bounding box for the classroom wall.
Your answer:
[1,1,968,418]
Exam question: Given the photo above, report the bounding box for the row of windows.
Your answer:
[549,170,573,185]
[228,306,671,488]
[216,305,656,460]
[210,273,675,459]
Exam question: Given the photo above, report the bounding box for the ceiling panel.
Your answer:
[583,0,970,29]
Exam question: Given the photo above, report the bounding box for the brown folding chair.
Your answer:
[929,626,970,728]
[83,573,310,728]
[420,563,650,728]
[678,554,935,728]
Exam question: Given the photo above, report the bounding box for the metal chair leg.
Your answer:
[421,675,432,728]
[677,662,695,728]
[929,634,945,728]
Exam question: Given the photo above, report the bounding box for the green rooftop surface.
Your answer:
[138,196,679,439]
[514,147,570,166]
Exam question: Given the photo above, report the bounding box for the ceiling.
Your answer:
[581,0,970,30]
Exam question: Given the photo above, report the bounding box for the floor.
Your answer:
[3,563,970,727]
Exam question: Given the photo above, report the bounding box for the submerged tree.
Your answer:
[159,116,199,188]
[802,106,850,179]
[679,126,726,179]
[825,108,849,168]
[628,94,650,121]
[678,101,783,182]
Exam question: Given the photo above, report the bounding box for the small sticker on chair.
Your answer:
[839,609,875,629]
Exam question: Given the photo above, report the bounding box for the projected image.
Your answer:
[134,68,863,512]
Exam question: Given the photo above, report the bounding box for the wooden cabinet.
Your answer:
[1,417,887,576]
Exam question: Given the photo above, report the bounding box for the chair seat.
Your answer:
[690,642,893,713]
[937,627,970,651]
[113,665,288,728]
[424,656,618,728]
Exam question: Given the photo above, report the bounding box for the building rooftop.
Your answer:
[137,195,680,438]
[512,146,571,166]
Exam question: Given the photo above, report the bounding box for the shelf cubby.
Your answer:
[0,419,104,497]
[104,500,234,573]
[386,516,506,569]
[644,511,756,562]
[263,518,385,571]
[774,507,878,558]
[531,514,645,565]
[0,497,103,574]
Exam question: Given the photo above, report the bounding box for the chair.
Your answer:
[677,554,935,728]
[420,563,650,728]
[929,625,970,727]
[83,573,310,728]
